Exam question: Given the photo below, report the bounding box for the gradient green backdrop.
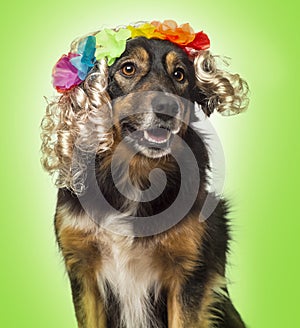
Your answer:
[1,0,299,327]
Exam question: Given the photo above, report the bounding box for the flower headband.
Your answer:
[52,20,210,93]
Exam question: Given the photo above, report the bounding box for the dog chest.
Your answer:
[98,235,162,328]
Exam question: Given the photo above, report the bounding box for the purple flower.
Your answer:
[52,53,82,92]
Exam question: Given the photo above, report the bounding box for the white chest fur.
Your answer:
[57,209,163,328]
[97,235,162,328]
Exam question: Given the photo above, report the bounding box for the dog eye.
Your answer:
[121,63,136,77]
[173,68,185,82]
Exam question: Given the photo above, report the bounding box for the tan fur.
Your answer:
[48,37,246,328]
[56,217,105,327]
[167,283,184,328]
[197,274,227,328]
[153,217,206,327]
[114,46,150,93]
[77,278,106,328]
[98,140,181,192]
[56,205,214,327]
[165,52,189,87]
[152,216,205,287]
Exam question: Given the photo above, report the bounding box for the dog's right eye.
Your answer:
[173,68,185,83]
[120,63,136,77]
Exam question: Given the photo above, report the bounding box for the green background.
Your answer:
[0,0,299,327]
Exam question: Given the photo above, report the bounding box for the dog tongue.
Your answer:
[145,128,170,143]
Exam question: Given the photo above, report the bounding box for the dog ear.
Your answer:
[191,86,216,117]
[192,51,249,116]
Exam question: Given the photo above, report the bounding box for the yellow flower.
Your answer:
[127,23,165,40]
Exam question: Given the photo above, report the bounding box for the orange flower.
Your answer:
[151,20,195,46]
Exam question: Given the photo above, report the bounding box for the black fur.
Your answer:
[56,37,245,327]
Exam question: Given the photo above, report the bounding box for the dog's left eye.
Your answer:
[173,68,185,82]
[120,63,136,77]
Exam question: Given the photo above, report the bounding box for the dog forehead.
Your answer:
[124,37,188,65]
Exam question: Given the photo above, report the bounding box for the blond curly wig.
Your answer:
[41,24,249,194]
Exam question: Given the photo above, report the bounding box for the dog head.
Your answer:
[108,37,198,158]
[41,20,249,193]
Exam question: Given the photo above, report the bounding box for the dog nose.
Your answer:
[151,95,179,120]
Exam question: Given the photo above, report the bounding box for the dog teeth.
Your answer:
[172,127,180,135]
[144,130,171,144]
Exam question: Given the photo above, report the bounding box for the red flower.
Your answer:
[188,31,210,50]
[150,21,210,57]
[181,31,210,56]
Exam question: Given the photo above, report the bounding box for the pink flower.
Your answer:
[52,53,82,93]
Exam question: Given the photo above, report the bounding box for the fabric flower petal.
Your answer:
[69,55,83,70]
[187,31,210,50]
[95,29,113,46]
[127,23,165,39]
[95,28,131,66]
[69,36,96,81]
[81,36,96,66]
[52,21,211,92]
[115,28,131,41]
[151,20,195,45]
[70,56,89,80]
[52,53,82,92]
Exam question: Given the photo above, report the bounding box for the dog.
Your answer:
[41,21,249,328]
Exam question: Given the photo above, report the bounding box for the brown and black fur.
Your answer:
[54,37,246,327]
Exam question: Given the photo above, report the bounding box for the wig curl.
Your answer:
[41,28,249,194]
[194,51,249,115]
[41,53,113,194]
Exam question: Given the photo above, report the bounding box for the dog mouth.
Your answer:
[121,123,179,157]
[133,127,174,149]
[143,128,172,145]
[137,128,175,157]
